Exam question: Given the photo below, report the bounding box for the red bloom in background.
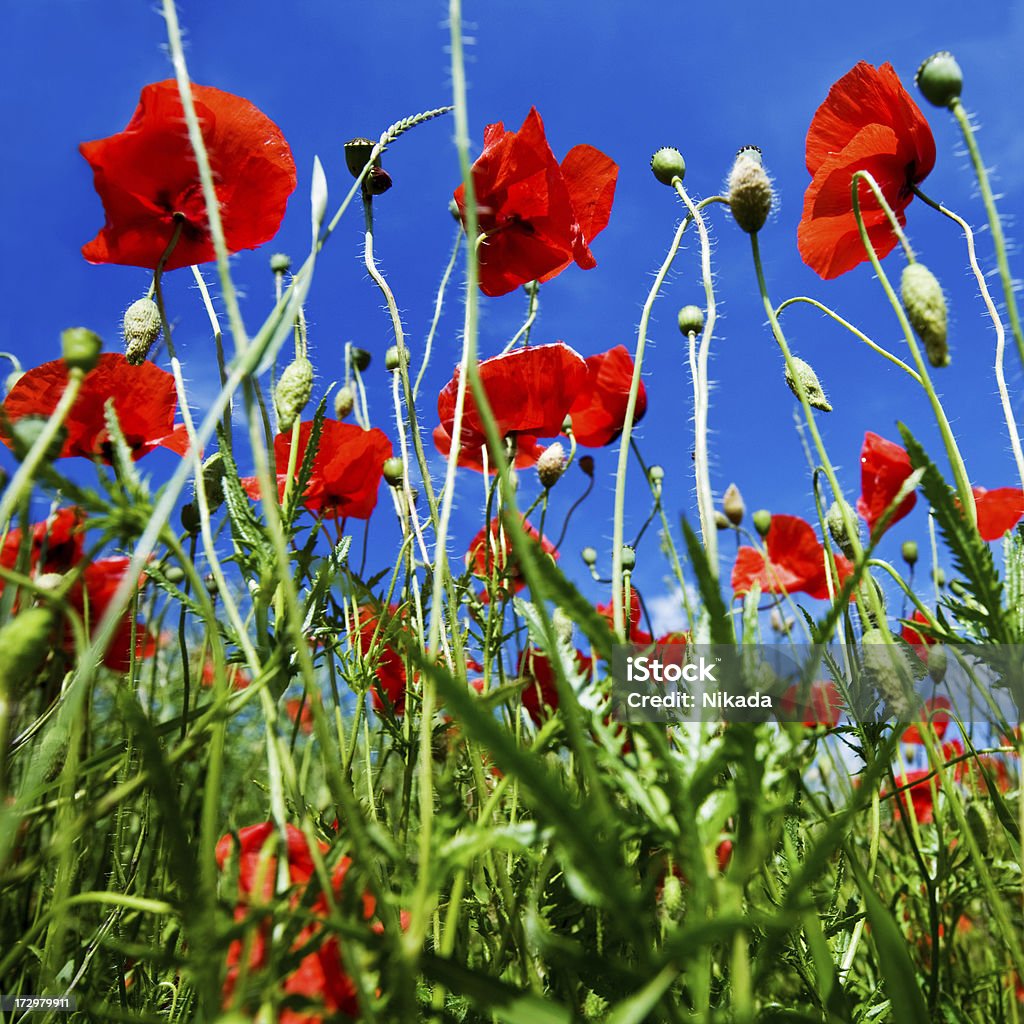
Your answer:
[1,354,188,462]
[466,517,559,601]
[857,431,916,535]
[889,769,938,824]
[901,609,939,661]
[518,647,593,726]
[453,107,618,297]
[80,81,296,271]
[568,345,646,448]
[200,660,251,691]
[972,486,1024,541]
[242,420,392,520]
[779,681,844,727]
[596,585,652,644]
[432,423,546,474]
[798,62,935,279]
[356,605,411,714]
[731,514,853,600]
[1,507,83,581]
[438,343,588,451]
[902,696,952,744]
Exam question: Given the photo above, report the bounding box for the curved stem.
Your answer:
[414,226,462,401]
[501,282,540,354]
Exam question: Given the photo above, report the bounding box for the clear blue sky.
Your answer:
[3,1,1023,630]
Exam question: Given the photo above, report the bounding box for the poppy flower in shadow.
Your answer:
[518,647,593,726]
[798,62,935,279]
[80,81,296,271]
[242,420,392,520]
[466,516,559,602]
[1,353,188,462]
[1,507,83,581]
[568,345,646,448]
[432,423,546,474]
[857,431,916,536]
[356,604,413,715]
[731,514,853,600]
[902,696,952,744]
[453,107,618,297]
[972,486,1024,541]
[901,609,939,664]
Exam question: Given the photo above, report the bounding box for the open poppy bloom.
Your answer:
[596,584,652,645]
[568,345,646,448]
[1,353,188,461]
[857,431,916,535]
[80,81,296,271]
[779,681,844,727]
[731,514,853,600]
[432,423,546,474]
[453,107,618,297]
[887,769,938,823]
[242,420,392,520]
[437,343,588,451]
[1,507,83,582]
[900,608,940,663]
[200,659,251,691]
[798,62,935,279]
[972,486,1024,541]
[356,604,413,714]
[466,516,559,601]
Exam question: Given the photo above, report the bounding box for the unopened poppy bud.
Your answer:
[902,540,919,566]
[581,546,598,567]
[727,146,773,234]
[648,465,664,485]
[344,137,377,178]
[660,871,683,913]
[181,501,201,535]
[561,414,574,435]
[384,345,407,372]
[714,510,731,530]
[382,457,405,487]
[927,643,948,684]
[164,565,186,585]
[365,166,393,196]
[269,252,291,274]
[826,499,860,558]
[334,383,356,420]
[620,545,636,571]
[62,327,103,374]
[861,628,914,717]
[274,356,314,433]
[578,455,595,478]
[966,803,989,856]
[722,483,745,526]
[199,451,226,513]
[916,51,963,107]
[0,607,54,692]
[349,347,372,373]
[753,509,772,537]
[785,356,832,412]
[901,263,949,368]
[553,607,574,646]
[677,305,705,336]
[650,147,686,186]
[537,442,567,489]
[122,298,162,366]
[933,567,946,587]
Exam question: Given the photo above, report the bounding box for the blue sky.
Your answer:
[3,1,1023,632]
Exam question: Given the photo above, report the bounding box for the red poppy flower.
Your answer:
[779,680,844,727]
[596,584,652,644]
[466,517,559,601]
[200,660,251,691]
[453,107,618,297]
[568,345,646,448]
[857,431,916,535]
[438,343,588,452]
[518,647,593,726]
[972,486,1024,541]
[798,62,935,279]
[1,507,83,581]
[432,423,546,474]
[80,81,296,271]
[731,514,853,600]
[1,354,188,462]
[902,696,952,744]
[887,769,938,823]
[242,420,392,520]
[356,605,412,714]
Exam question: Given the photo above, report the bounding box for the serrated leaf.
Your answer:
[680,516,734,644]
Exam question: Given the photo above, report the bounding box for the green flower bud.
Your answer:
[965,803,989,856]
[122,298,162,366]
[384,345,407,372]
[0,606,54,694]
[650,147,686,186]
[274,357,314,433]
[727,146,773,233]
[722,483,745,526]
[349,347,372,373]
[677,305,705,336]
[269,252,291,274]
[181,501,201,535]
[537,442,567,489]
[648,465,664,485]
[933,567,946,588]
[826,499,860,558]
[714,510,732,530]
[902,263,949,368]
[785,356,832,412]
[382,456,405,487]
[199,451,227,513]
[927,643,948,684]
[620,545,636,571]
[901,540,919,566]
[164,565,186,586]
[62,327,103,374]
[861,628,915,717]
[915,51,963,108]
[334,383,356,420]
[753,509,772,537]
[581,546,598,567]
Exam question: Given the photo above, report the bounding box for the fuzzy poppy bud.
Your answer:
[62,327,103,374]
[164,565,186,585]
[861,629,914,717]
[620,545,636,571]
[965,803,989,856]
[537,442,567,489]
[826,499,860,558]
[382,456,405,487]
[727,146,773,234]
[122,298,162,366]
[785,356,832,412]
[334,383,356,420]
[274,356,314,433]
[722,483,745,526]
[915,51,963,108]
[677,305,704,336]
[901,263,949,368]
[0,606,54,693]
[753,509,772,537]
[269,252,291,274]
[349,347,372,373]
[448,198,462,222]
[714,510,731,530]
[902,540,919,566]
[650,147,686,186]
[933,567,946,588]
[578,455,595,478]
[648,465,664,485]
[384,345,407,372]
[5,370,23,394]
[199,452,226,513]
[927,642,948,684]
[581,546,598,567]
[344,137,377,178]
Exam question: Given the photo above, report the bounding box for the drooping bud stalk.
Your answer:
[334,383,356,420]
[722,483,745,526]
[915,51,963,108]
[714,511,731,530]
[901,540,919,566]
[826,499,860,559]
[62,327,102,374]
[122,298,162,366]
[650,147,686,186]
[753,509,772,538]
[181,501,201,535]
[382,457,405,487]
[785,356,832,412]
[648,464,664,498]
[349,347,372,373]
[901,263,949,368]
[537,442,567,489]
[727,146,773,234]
[274,356,314,433]
[677,305,705,336]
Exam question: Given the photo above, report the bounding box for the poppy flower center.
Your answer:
[160,183,211,238]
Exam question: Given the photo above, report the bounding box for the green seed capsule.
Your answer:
[62,327,103,374]
[785,357,832,412]
[916,51,963,108]
[650,147,686,186]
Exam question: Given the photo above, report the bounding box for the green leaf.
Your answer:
[605,964,679,1024]
[680,516,735,644]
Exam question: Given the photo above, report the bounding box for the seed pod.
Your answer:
[620,545,636,571]
[965,803,989,856]
[334,383,356,420]
[650,147,686,186]
[344,137,377,178]
[916,51,963,108]
[677,305,704,336]
[199,452,227,513]
[537,442,567,489]
[722,483,745,526]
[382,457,405,487]
[181,501,201,535]
[901,263,949,368]
[826,499,860,558]
[0,607,54,693]
[578,455,595,478]
[37,724,69,783]
[62,327,103,374]
[385,345,407,372]
[269,253,291,274]
[785,357,832,412]
[727,146,773,234]
[927,643,948,684]
[122,298,162,366]
[274,357,314,433]
[753,509,772,538]
[349,347,372,373]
